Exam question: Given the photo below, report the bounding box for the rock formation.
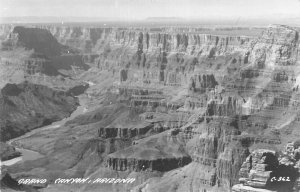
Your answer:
[0,26,90,88]
[232,142,300,192]
[0,82,79,141]
[0,142,21,161]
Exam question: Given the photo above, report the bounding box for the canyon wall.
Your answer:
[0,24,299,192]
[0,82,79,141]
[101,25,300,192]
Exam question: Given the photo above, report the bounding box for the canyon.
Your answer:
[0,23,299,192]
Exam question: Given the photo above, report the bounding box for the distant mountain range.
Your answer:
[145,17,185,21]
[0,16,300,27]
[0,16,123,24]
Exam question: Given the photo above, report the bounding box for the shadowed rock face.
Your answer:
[0,26,90,82]
[106,130,192,172]
[107,157,192,172]
[0,82,79,141]
[189,74,218,92]
[12,26,63,57]
[1,167,42,191]
[98,125,153,139]
[66,83,89,96]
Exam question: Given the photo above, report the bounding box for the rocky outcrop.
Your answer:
[249,25,299,68]
[188,118,250,189]
[106,131,192,172]
[232,142,300,192]
[107,156,191,172]
[232,134,281,146]
[0,82,79,141]
[0,142,21,161]
[206,96,244,117]
[189,74,218,92]
[98,124,153,139]
[238,149,278,188]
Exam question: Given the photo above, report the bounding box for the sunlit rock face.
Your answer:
[46,26,113,53]
[249,25,299,69]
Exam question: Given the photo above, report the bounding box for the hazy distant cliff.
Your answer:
[12,26,63,57]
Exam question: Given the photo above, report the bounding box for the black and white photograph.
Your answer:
[0,0,300,191]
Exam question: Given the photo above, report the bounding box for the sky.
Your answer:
[1,0,300,20]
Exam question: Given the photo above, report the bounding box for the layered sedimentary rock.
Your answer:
[20,25,255,55]
[249,25,299,67]
[90,24,300,192]
[98,124,153,139]
[109,25,300,192]
[237,149,278,188]
[106,132,192,172]
[107,155,191,172]
[232,142,300,192]
[0,26,90,88]
[0,23,299,192]
[189,74,218,92]
[48,27,113,53]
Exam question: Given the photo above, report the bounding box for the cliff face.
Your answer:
[233,142,300,192]
[0,26,90,89]
[31,25,254,56]
[0,82,79,141]
[106,130,192,172]
[47,26,113,53]
[249,25,299,68]
[12,26,63,57]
